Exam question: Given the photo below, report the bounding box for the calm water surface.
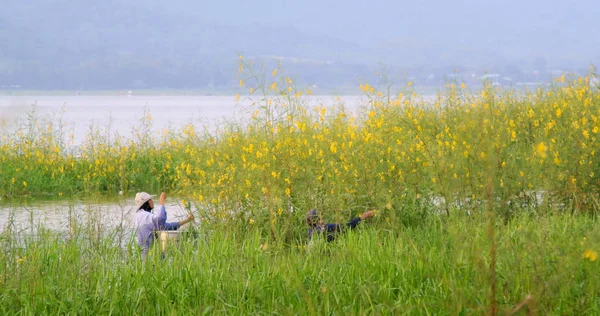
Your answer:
[0,197,199,234]
[0,95,367,145]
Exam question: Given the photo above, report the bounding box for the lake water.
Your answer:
[0,197,196,235]
[0,95,368,146]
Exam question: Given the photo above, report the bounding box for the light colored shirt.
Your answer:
[135,205,179,258]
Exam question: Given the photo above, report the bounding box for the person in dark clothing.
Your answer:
[305,208,375,242]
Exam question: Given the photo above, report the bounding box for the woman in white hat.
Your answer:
[134,191,194,259]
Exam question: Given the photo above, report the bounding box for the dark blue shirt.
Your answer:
[308,217,362,242]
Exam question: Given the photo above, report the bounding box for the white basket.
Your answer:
[158,231,182,252]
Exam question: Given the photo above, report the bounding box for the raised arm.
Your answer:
[164,213,194,230]
[346,210,375,229]
[323,210,375,232]
[151,192,168,229]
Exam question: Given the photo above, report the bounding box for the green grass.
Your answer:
[1,210,599,314]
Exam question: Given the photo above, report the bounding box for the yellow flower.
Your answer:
[329,142,337,154]
[249,218,255,225]
[272,68,278,77]
[536,142,548,158]
[584,249,597,262]
[570,176,577,185]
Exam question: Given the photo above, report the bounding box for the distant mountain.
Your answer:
[1,0,598,90]
[1,0,380,89]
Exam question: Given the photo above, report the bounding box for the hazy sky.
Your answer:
[5,0,599,62]
[185,1,594,40]
[2,0,598,89]
[156,0,600,65]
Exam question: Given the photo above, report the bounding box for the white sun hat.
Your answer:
[135,192,156,210]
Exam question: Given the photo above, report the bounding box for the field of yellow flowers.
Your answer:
[0,62,599,313]
[1,64,599,222]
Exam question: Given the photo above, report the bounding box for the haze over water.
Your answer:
[0,95,367,146]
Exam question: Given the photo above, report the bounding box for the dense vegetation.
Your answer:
[1,213,598,314]
[1,64,599,218]
[0,65,599,313]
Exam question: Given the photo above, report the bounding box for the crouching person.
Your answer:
[305,208,374,244]
[135,191,194,260]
